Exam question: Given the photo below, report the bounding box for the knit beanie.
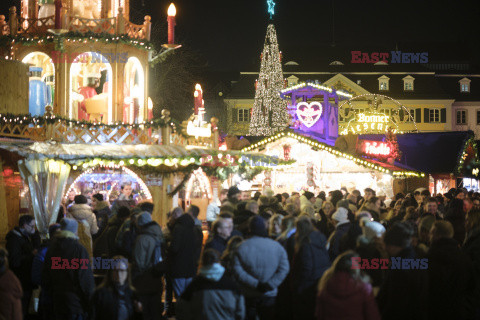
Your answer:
[74,195,88,204]
[249,216,267,237]
[363,221,386,241]
[136,211,152,227]
[60,218,78,234]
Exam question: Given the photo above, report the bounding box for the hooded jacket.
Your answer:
[232,235,289,298]
[67,203,99,258]
[177,263,245,320]
[168,214,203,278]
[42,230,95,315]
[133,221,163,275]
[291,231,330,294]
[0,269,23,320]
[315,271,380,320]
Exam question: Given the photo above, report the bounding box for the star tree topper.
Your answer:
[267,0,275,19]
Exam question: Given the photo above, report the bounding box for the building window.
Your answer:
[379,108,391,117]
[406,108,416,122]
[429,108,440,123]
[459,78,471,93]
[287,75,299,87]
[403,75,415,91]
[477,110,480,125]
[456,110,467,125]
[378,75,389,91]
[238,108,250,122]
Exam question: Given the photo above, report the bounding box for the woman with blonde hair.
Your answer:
[316,251,380,320]
[269,214,283,239]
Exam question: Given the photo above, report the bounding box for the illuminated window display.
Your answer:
[69,52,112,123]
[66,166,152,204]
[22,52,55,116]
[123,57,145,124]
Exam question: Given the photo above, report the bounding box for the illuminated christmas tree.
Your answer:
[249,24,289,136]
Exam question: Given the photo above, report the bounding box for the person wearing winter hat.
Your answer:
[377,222,428,320]
[67,195,98,258]
[328,207,351,261]
[233,216,289,319]
[363,221,386,241]
[42,218,94,319]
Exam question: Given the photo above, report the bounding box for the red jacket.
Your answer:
[0,269,23,320]
[316,271,380,320]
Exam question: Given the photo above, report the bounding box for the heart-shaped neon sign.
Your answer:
[296,102,323,128]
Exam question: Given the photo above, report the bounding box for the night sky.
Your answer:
[1,0,479,71]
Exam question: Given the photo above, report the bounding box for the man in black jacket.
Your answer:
[168,209,203,298]
[5,214,40,316]
[43,218,94,320]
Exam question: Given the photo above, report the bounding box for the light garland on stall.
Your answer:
[0,113,183,135]
[279,82,353,99]
[241,130,425,178]
[457,136,478,174]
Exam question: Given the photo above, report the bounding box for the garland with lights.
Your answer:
[0,32,154,53]
[0,113,186,136]
[456,135,478,175]
[249,24,289,136]
[242,130,425,178]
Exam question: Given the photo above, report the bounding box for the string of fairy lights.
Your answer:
[241,130,425,178]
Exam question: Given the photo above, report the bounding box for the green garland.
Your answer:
[0,112,186,136]
[0,32,154,52]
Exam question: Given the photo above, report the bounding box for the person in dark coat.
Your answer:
[93,206,130,258]
[463,209,480,319]
[315,251,381,320]
[291,216,330,320]
[42,218,95,320]
[131,212,164,320]
[233,201,257,236]
[428,220,476,320]
[205,218,233,256]
[168,211,203,298]
[327,207,351,261]
[92,256,142,320]
[177,249,245,320]
[91,193,112,240]
[31,223,61,320]
[445,198,466,245]
[0,247,23,320]
[5,214,41,316]
[376,222,428,320]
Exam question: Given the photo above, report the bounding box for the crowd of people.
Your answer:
[1,184,480,320]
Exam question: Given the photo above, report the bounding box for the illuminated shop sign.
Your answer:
[357,140,392,157]
[340,112,398,135]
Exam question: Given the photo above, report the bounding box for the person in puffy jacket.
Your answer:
[177,249,245,320]
[315,251,380,320]
[291,216,330,320]
[67,195,99,258]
